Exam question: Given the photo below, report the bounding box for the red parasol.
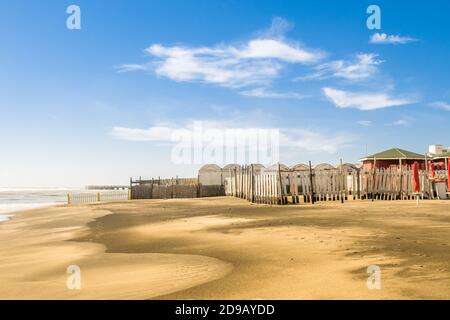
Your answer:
[413,161,420,193]
[447,158,450,192]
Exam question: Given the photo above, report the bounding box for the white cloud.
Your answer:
[236,39,321,63]
[118,18,324,88]
[357,120,372,126]
[323,87,416,111]
[260,16,293,39]
[110,125,178,142]
[370,33,417,45]
[429,101,450,111]
[239,88,306,99]
[280,129,352,154]
[143,43,281,88]
[299,53,383,81]
[385,119,408,126]
[115,64,148,73]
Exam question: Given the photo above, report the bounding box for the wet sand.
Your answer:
[1,197,450,299]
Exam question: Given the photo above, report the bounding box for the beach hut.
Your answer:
[222,164,240,177]
[198,164,223,186]
[359,148,425,171]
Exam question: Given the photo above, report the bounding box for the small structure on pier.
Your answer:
[86,185,129,190]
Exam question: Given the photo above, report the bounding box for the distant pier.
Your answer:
[85,185,129,190]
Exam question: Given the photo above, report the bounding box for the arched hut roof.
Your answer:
[222,164,240,170]
[314,163,335,170]
[264,163,291,172]
[251,163,265,170]
[251,163,265,173]
[291,163,309,171]
[198,164,222,172]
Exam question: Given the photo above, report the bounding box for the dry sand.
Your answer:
[0,197,450,299]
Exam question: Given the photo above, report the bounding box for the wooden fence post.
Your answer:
[251,164,255,203]
[339,159,344,203]
[277,163,283,205]
[309,161,315,204]
[357,168,361,199]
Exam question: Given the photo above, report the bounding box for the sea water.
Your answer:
[0,187,81,222]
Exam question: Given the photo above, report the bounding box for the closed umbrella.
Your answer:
[447,158,450,192]
[413,161,420,193]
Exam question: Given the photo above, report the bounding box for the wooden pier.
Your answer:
[85,185,129,190]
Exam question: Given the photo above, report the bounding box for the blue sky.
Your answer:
[1,0,449,187]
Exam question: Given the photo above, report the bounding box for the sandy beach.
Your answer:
[1,197,450,299]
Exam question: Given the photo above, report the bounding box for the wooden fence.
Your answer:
[68,190,130,205]
[129,177,225,200]
[226,165,447,205]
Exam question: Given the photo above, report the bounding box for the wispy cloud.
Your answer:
[239,88,306,99]
[429,101,450,111]
[116,64,148,73]
[323,87,416,110]
[110,125,176,142]
[298,53,383,81]
[357,120,372,126]
[385,119,409,126]
[259,16,293,39]
[118,18,324,89]
[370,33,418,45]
[280,129,353,154]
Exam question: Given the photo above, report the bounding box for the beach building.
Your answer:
[428,144,450,169]
[359,148,426,171]
[426,145,450,198]
[198,164,223,186]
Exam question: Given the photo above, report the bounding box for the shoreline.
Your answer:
[0,214,11,222]
[0,203,63,222]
